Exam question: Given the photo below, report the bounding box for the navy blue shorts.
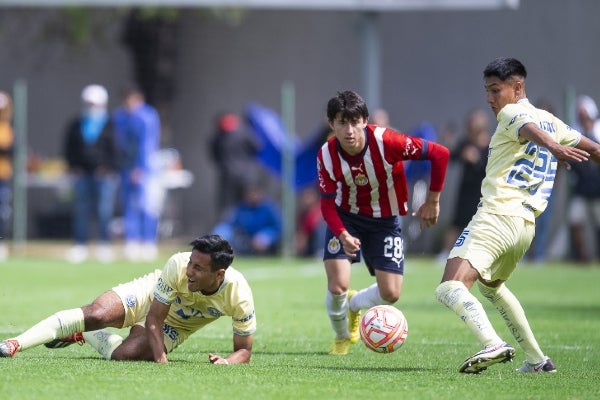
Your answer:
[322,209,405,276]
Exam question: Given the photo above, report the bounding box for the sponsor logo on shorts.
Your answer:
[163,323,179,341]
[327,237,341,254]
[125,294,136,307]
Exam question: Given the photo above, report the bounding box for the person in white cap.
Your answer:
[63,84,119,263]
[568,95,600,262]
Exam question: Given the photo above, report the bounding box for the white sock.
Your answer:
[349,283,390,311]
[478,282,545,364]
[15,308,85,350]
[435,280,503,347]
[325,291,349,339]
[83,330,123,360]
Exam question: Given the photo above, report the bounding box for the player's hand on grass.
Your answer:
[209,353,230,365]
[155,353,169,364]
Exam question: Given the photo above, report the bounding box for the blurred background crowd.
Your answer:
[0,1,598,264]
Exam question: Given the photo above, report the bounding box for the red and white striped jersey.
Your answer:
[317,124,448,236]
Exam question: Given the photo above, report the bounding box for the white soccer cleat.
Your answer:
[459,342,515,374]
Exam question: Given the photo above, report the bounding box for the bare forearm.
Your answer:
[146,317,167,363]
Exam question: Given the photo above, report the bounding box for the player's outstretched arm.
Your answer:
[576,135,600,164]
[520,123,590,169]
[209,333,253,365]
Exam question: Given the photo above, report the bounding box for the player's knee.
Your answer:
[83,305,112,330]
[380,290,400,304]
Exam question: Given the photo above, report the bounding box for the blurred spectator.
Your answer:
[371,108,391,127]
[438,109,491,263]
[0,91,14,261]
[64,84,119,264]
[295,186,326,258]
[212,184,281,255]
[113,87,161,262]
[568,95,600,263]
[404,121,439,242]
[209,112,260,216]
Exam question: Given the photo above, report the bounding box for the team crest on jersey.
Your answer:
[327,237,342,254]
[354,173,368,186]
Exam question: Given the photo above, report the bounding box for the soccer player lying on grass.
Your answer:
[435,57,600,374]
[0,234,256,364]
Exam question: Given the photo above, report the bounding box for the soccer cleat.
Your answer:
[516,357,556,373]
[329,338,352,355]
[459,342,515,374]
[0,339,19,358]
[44,332,85,349]
[347,290,361,344]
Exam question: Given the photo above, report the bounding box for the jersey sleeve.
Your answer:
[229,279,257,336]
[498,103,536,142]
[317,147,347,236]
[554,116,582,146]
[423,140,450,192]
[154,252,188,305]
[382,130,449,192]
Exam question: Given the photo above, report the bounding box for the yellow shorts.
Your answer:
[111,269,162,329]
[111,269,192,352]
[448,210,535,281]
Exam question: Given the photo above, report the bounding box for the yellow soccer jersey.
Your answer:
[154,252,256,336]
[482,98,581,222]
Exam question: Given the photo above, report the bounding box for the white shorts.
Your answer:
[567,196,600,225]
[449,210,535,281]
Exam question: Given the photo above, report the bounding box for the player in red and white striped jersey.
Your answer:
[317,90,449,355]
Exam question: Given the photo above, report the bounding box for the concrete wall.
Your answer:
[0,0,598,255]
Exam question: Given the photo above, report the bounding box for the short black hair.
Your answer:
[326,90,369,122]
[190,234,234,271]
[483,57,527,81]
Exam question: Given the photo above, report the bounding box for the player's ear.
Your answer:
[514,80,524,98]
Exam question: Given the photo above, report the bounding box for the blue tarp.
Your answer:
[246,103,327,191]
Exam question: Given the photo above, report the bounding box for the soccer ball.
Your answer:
[359,305,408,353]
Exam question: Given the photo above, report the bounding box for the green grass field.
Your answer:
[0,247,599,400]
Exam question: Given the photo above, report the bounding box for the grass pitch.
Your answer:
[0,246,599,400]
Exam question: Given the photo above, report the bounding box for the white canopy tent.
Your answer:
[0,0,519,9]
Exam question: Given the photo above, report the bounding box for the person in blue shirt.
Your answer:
[113,87,161,261]
[212,184,281,255]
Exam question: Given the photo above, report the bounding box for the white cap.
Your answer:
[81,84,108,106]
[577,95,598,120]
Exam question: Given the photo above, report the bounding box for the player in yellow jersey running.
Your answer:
[0,235,256,364]
[435,57,600,374]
